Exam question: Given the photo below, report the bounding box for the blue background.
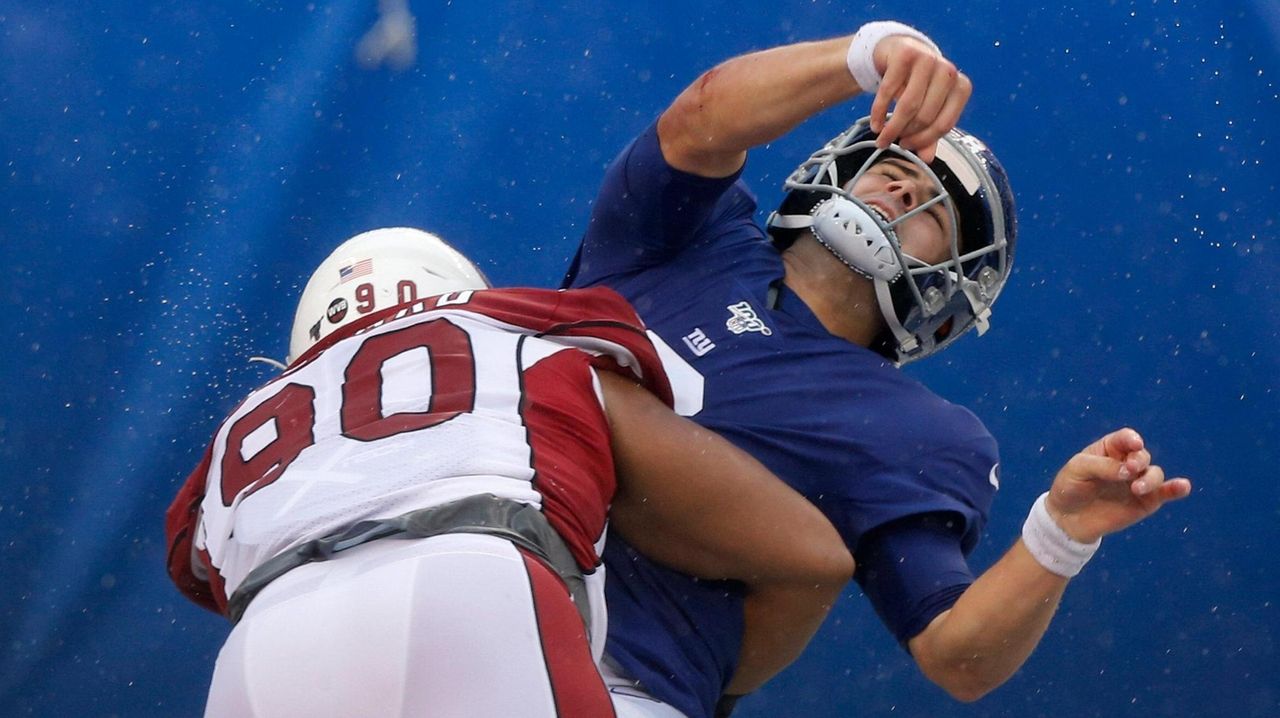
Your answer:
[2,1,1276,716]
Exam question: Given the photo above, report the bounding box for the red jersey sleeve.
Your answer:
[164,443,223,615]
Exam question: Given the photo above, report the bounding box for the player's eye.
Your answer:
[928,205,947,230]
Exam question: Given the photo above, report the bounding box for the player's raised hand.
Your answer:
[869,35,971,163]
[1044,428,1192,544]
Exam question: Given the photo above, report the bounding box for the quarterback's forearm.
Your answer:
[908,541,1068,702]
[911,429,1193,702]
[658,36,860,177]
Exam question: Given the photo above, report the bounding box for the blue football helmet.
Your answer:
[767,117,1017,365]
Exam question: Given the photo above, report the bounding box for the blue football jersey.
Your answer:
[565,122,999,718]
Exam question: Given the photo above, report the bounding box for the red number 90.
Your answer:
[218,319,477,506]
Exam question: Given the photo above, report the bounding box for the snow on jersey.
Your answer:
[166,287,671,616]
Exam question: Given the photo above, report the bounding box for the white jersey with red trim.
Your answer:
[166,286,671,616]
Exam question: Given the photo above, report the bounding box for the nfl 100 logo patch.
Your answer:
[725,301,772,336]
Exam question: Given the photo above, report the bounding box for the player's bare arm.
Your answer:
[598,371,854,691]
[907,428,1192,702]
[657,26,970,178]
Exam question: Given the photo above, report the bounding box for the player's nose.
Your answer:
[885,179,918,210]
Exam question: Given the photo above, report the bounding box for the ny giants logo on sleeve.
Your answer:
[682,328,715,356]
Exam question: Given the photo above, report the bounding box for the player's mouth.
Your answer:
[863,198,899,223]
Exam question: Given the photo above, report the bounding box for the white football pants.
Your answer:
[205,533,614,717]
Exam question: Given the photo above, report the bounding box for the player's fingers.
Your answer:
[1064,452,1129,483]
[1129,464,1165,497]
[1122,448,1152,478]
[911,72,967,145]
[897,120,948,162]
[898,119,944,161]
[877,84,923,149]
[911,141,938,164]
[1095,427,1144,460]
[1155,477,1193,502]
[878,57,934,148]
[870,57,910,134]
[946,70,972,123]
[904,62,957,140]
[897,72,971,160]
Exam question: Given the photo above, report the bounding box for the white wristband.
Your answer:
[1021,492,1101,578]
[846,20,942,92]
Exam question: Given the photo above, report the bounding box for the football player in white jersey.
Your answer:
[166,227,854,718]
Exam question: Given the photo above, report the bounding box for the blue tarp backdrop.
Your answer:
[1,1,1277,716]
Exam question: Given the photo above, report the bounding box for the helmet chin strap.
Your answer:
[960,275,993,336]
[873,279,919,354]
[248,355,289,371]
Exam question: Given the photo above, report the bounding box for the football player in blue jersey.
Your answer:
[564,20,1193,718]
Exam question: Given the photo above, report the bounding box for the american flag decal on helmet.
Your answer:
[339,258,373,283]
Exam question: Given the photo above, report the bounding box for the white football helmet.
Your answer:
[286,227,490,363]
